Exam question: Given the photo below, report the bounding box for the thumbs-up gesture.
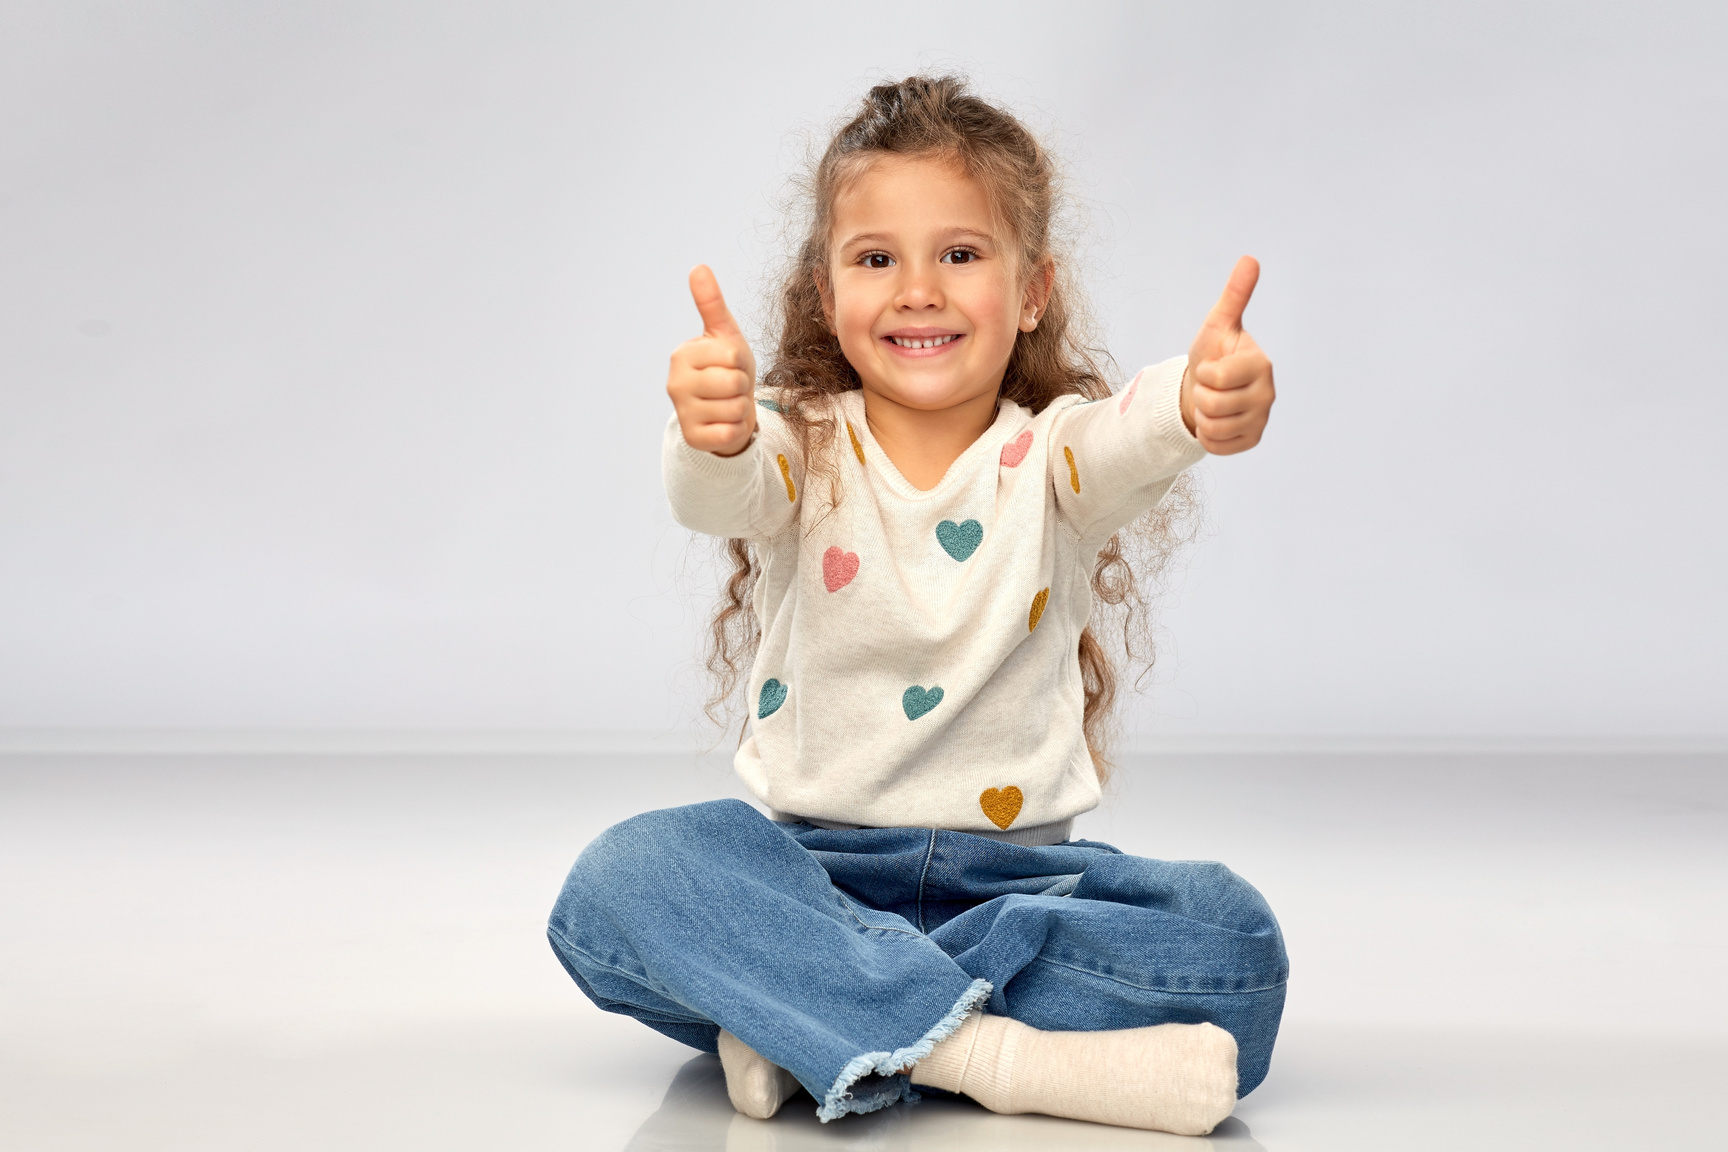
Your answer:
[669,265,759,457]
[1182,256,1275,455]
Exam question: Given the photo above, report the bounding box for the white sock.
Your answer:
[909,1011,1239,1135]
[717,1029,803,1120]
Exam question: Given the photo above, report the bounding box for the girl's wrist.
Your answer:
[712,431,755,458]
[1178,364,1198,436]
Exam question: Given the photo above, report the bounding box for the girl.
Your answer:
[549,75,1283,1136]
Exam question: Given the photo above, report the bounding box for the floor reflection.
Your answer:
[624,1055,1266,1151]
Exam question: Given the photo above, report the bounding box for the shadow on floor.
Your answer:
[624,1054,1265,1151]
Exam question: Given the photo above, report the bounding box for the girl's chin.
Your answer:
[865,382,996,412]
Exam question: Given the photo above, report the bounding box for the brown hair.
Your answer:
[705,75,1200,781]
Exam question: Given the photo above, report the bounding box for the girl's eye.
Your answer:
[861,252,893,269]
[941,248,978,265]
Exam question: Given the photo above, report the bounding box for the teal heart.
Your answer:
[935,519,983,562]
[757,678,787,719]
[902,684,944,720]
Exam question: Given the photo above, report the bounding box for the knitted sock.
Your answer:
[909,1012,1239,1135]
[717,1030,803,1120]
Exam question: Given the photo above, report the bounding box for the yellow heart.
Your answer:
[979,786,1024,830]
[1028,587,1049,632]
[777,454,797,502]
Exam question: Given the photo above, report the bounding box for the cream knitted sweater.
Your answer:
[663,356,1204,840]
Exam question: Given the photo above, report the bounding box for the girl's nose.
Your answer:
[894,262,944,310]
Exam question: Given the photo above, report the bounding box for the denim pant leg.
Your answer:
[919,838,1289,1096]
[546,799,990,1121]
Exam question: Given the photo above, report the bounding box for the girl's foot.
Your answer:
[910,1012,1239,1135]
[717,1029,803,1119]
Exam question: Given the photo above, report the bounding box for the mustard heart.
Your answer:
[979,786,1024,830]
[1028,587,1049,632]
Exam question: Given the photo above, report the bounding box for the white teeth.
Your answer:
[892,335,956,348]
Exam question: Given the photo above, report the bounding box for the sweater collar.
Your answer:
[839,390,1027,501]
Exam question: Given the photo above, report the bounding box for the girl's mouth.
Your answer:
[884,333,963,355]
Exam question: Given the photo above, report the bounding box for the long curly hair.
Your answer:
[704,75,1200,781]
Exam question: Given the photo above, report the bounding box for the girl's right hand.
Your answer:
[669,266,758,457]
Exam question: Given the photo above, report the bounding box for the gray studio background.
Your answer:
[3,1,1725,747]
[5,7,1728,1148]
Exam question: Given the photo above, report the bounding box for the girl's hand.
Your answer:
[1181,256,1275,455]
[669,265,759,457]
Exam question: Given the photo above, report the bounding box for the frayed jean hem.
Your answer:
[816,977,991,1123]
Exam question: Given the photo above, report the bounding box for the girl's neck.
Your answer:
[860,386,1000,491]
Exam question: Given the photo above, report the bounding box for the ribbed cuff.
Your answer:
[667,422,760,481]
[964,1013,1020,1108]
[660,413,775,537]
[1146,356,1207,461]
[907,1007,980,1092]
[910,1011,1018,1113]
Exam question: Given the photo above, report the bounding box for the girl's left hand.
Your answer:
[1182,256,1275,455]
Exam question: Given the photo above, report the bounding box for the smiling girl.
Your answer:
[548,75,1284,1135]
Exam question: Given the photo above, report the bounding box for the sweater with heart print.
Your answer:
[662,356,1205,844]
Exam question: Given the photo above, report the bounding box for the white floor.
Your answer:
[3,750,1724,1150]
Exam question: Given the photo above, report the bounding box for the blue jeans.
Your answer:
[547,799,1287,1122]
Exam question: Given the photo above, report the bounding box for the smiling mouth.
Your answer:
[885,334,961,349]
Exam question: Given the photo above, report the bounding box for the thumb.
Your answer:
[689,264,741,338]
[1202,255,1261,334]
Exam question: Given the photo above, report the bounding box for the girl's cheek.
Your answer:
[837,299,878,349]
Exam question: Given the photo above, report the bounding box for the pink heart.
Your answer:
[1118,371,1142,415]
[822,546,860,592]
[999,429,1033,468]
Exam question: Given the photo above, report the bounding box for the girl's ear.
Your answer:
[814,266,836,327]
[1020,257,1055,332]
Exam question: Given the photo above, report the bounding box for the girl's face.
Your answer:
[825,156,1042,414]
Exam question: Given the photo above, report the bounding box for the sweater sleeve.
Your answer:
[661,404,803,541]
[1049,356,1207,544]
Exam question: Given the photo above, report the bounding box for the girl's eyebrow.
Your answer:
[838,227,997,250]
